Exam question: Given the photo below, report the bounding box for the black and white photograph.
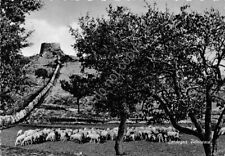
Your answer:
[1,0,225,155]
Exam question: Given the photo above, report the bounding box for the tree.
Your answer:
[72,3,225,156]
[132,5,225,156]
[0,0,43,112]
[35,68,49,84]
[71,5,148,155]
[0,0,63,129]
[60,74,91,114]
[0,59,61,129]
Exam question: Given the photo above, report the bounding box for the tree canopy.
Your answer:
[71,5,144,117]
[71,4,225,156]
[71,5,161,155]
[60,74,92,113]
[0,0,43,111]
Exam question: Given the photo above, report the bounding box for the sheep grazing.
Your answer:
[46,131,56,142]
[24,129,36,137]
[17,129,23,137]
[129,133,136,141]
[100,130,109,142]
[70,133,84,143]
[87,133,100,143]
[60,131,69,142]
[73,129,79,134]
[15,134,26,146]
[219,127,225,135]
[167,131,180,141]
[15,126,181,146]
[108,130,117,141]
[65,129,73,136]
[156,133,164,142]
[33,131,45,143]
[21,135,33,146]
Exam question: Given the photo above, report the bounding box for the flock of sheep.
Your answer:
[15,126,180,146]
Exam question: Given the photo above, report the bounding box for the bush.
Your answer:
[35,68,48,79]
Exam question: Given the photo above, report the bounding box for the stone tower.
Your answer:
[39,43,64,58]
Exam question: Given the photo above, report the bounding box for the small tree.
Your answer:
[60,74,91,114]
[35,68,49,84]
[35,68,48,79]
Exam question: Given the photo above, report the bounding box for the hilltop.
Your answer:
[15,43,91,124]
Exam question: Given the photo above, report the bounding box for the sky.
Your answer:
[22,0,225,56]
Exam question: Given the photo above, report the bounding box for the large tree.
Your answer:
[132,5,225,156]
[71,5,149,155]
[0,0,63,129]
[72,3,225,156]
[0,0,43,112]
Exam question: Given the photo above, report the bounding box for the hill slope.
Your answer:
[17,43,86,124]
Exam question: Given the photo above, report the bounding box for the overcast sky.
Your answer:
[22,0,225,56]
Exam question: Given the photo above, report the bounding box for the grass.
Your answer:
[2,125,225,156]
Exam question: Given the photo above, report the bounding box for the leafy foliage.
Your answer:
[131,5,225,155]
[72,4,225,155]
[0,0,43,112]
[71,5,145,117]
[60,74,92,113]
[35,68,48,79]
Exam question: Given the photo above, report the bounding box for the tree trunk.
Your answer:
[77,98,80,114]
[203,143,213,156]
[0,61,61,129]
[204,85,212,156]
[115,113,127,155]
[212,139,217,156]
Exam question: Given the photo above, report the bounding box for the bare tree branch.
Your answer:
[152,94,203,139]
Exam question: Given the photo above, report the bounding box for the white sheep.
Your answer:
[14,126,180,145]
[147,133,156,141]
[108,130,117,141]
[46,131,56,142]
[60,131,68,142]
[129,133,136,141]
[157,133,164,142]
[81,130,89,138]
[33,131,44,143]
[65,129,73,136]
[17,129,23,136]
[100,130,108,140]
[42,128,52,136]
[124,130,132,141]
[24,129,36,137]
[167,131,179,141]
[70,133,83,143]
[21,135,33,146]
[134,130,143,140]
[72,129,78,134]
[87,133,100,143]
[163,133,168,142]
[15,134,26,146]
[167,126,176,132]
[219,127,225,135]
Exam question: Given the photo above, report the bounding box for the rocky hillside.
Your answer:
[17,43,91,124]
[25,42,79,96]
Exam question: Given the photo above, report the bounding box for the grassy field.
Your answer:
[0,126,225,156]
[2,125,225,156]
